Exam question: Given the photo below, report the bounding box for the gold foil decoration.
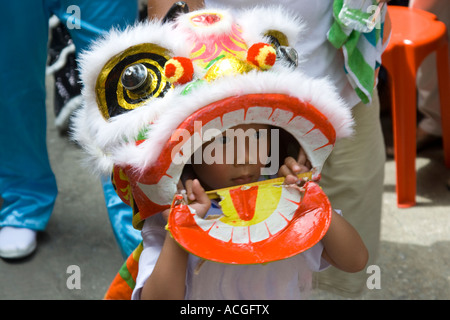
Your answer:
[203,56,255,81]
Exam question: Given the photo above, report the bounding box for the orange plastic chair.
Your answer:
[382,5,450,208]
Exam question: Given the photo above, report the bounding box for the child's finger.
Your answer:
[176,180,184,192]
[278,164,296,179]
[184,179,196,201]
[285,156,302,173]
[297,148,312,172]
[278,165,299,185]
[283,174,298,185]
[190,179,211,218]
[191,179,209,204]
[297,149,307,166]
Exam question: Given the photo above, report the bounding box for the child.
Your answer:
[133,124,368,300]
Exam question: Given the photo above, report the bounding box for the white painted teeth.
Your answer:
[138,106,332,214]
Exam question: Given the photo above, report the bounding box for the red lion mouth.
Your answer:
[113,93,336,263]
[121,93,335,217]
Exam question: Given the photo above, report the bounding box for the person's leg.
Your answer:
[410,0,450,148]
[315,89,385,297]
[51,0,141,257]
[0,0,56,258]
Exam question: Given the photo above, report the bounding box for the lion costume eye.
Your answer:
[265,30,298,68]
[95,43,173,120]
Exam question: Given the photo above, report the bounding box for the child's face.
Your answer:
[191,124,271,190]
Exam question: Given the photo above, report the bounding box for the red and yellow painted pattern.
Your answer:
[247,43,277,70]
[189,21,248,70]
[164,57,194,85]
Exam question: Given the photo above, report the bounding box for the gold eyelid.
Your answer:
[95,43,173,120]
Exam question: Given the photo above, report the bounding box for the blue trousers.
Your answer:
[0,0,141,257]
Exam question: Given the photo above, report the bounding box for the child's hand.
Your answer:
[278,148,311,184]
[161,179,211,221]
[181,178,211,219]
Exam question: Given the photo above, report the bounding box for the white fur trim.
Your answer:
[176,8,235,38]
[236,6,305,47]
[112,69,352,172]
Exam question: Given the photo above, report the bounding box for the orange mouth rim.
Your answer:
[167,181,332,265]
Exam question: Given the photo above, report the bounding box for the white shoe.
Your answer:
[0,226,37,259]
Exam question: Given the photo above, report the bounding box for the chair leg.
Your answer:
[436,43,450,168]
[388,55,417,208]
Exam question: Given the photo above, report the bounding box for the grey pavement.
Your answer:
[0,76,449,300]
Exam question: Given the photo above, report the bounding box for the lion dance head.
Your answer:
[72,4,353,265]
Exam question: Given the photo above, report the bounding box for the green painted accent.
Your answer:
[118,262,135,289]
[181,79,206,96]
[205,54,226,70]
